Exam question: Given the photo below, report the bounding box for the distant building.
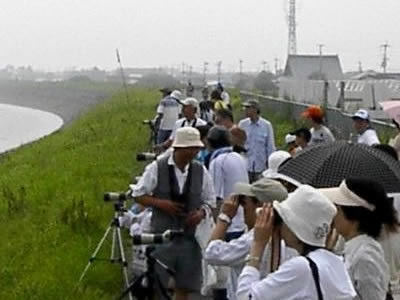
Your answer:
[350,70,400,81]
[283,54,344,80]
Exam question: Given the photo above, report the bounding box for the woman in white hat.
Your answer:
[321,178,399,300]
[237,185,356,300]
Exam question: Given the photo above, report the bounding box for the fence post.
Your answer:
[337,81,345,110]
[323,81,329,122]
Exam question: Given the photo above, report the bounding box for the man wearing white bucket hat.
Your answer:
[132,127,216,300]
[237,185,356,300]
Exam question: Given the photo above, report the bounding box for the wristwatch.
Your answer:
[218,213,232,225]
[245,254,261,264]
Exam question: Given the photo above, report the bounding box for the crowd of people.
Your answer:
[122,84,400,300]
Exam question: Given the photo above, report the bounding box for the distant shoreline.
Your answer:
[0,80,118,125]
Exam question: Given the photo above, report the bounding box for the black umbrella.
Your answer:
[278,141,400,193]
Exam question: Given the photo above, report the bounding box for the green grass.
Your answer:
[0,88,158,299]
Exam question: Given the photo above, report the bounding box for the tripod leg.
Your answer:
[116,227,133,300]
[78,225,113,284]
[111,224,117,262]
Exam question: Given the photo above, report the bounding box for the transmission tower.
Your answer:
[288,0,297,55]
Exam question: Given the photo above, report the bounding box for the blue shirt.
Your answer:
[239,117,276,172]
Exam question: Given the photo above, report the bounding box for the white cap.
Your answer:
[273,185,337,247]
[170,90,182,101]
[352,109,369,120]
[181,97,198,107]
[172,127,204,148]
[320,180,375,211]
[285,134,296,144]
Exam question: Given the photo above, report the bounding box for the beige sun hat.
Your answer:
[172,127,204,148]
[233,178,288,203]
[273,184,337,247]
[181,97,199,107]
[320,180,376,211]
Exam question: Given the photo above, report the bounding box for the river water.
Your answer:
[0,103,63,153]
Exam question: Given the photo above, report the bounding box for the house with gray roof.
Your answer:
[283,54,344,80]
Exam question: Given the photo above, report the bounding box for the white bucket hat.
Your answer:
[172,127,204,148]
[181,97,198,107]
[273,185,337,247]
[170,90,182,101]
[262,151,291,178]
[233,178,288,203]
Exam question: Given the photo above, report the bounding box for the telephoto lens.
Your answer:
[136,152,157,161]
[142,119,151,125]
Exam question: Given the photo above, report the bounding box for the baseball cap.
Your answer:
[242,99,260,110]
[352,109,369,120]
[233,178,288,203]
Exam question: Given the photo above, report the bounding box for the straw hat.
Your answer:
[273,185,337,247]
[172,127,204,148]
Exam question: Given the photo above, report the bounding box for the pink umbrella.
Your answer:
[380,100,400,124]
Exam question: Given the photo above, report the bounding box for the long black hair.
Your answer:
[340,177,399,238]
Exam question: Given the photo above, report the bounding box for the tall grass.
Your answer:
[0,88,158,299]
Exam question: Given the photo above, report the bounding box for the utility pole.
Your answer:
[181,62,186,83]
[188,65,193,81]
[203,61,209,83]
[274,58,279,75]
[288,0,297,55]
[358,61,363,73]
[381,42,390,73]
[239,59,243,82]
[317,44,325,79]
[216,61,222,82]
[261,61,268,72]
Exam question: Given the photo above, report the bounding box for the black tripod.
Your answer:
[118,246,175,300]
[78,199,133,300]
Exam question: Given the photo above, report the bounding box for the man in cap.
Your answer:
[352,109,380,146]
[161,97,207,150]
[132,127,216,300]
[239,99,276,182]
[204,178,290,300]
[156,90,182,144]
[301,105,335,145]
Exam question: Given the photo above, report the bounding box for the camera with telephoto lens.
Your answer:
[136,152,157,161]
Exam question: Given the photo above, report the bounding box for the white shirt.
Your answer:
[157,96,181,130]
[357,128,380,145]
[237,249,356,300]
[209,151,248,233]
[130,152,216,209]
[205,229,297,300]
[221,91,230,104]
[309,125,335,145]
[344,234,389,300]
[169,117,208,141]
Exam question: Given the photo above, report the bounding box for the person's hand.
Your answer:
[253,204,274,246]
[185,209,205,227]
[220,195,240,219]
[156,200,184,216]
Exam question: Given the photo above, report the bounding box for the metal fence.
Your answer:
[240,91,396,141]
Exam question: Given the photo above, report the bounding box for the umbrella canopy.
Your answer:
[278,141,400,193]
[380,100,400,124]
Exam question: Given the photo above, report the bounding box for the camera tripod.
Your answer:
[119,245,175,300]
[78,199,133,300]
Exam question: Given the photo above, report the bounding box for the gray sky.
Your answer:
[1,0,399,72]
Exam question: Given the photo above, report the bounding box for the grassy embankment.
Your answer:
[0,87,295,299]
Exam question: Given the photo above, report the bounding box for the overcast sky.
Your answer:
[1,0,399,73]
